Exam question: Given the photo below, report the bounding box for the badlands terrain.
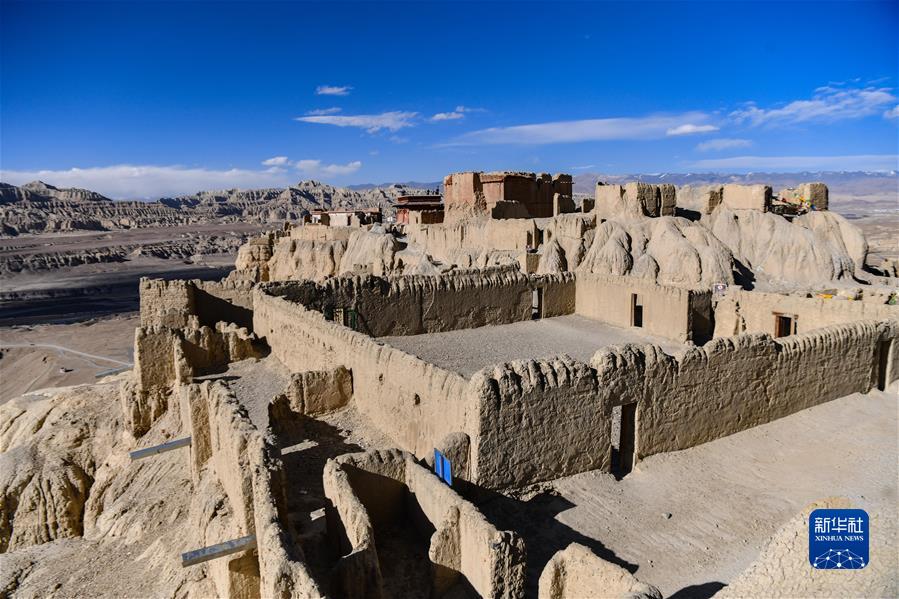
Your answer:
[0,179,429,324]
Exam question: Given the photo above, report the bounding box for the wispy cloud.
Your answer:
[689,154,898,171]
[885,105,899,119]
[430,105,486,122]
[261,156,290,166]
[315,85,352,96]
[0,164,294,200]
[695,138,752,152]
[446,112,715,145]
[295,111,418,133]
[430,111,465,122]
[666,124,719,136]
[570,164,595,170]
[305,107,342,116]
[295,159,362,176]
[730,85,897,127]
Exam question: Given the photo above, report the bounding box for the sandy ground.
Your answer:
[478,388,898,597]
[0,313,139,403]
[379,315,687,378]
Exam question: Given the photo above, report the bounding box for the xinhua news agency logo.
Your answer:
[809,508,869,569]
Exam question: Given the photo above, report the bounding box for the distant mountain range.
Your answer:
[1,171,895,236]
[0,180,428,237]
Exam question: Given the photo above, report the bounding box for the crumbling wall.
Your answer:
[406,218,539,257]
[575,273,711,343]
[198,381,257,532]
[122,322,263,437]
[722,184,772,211]
[322,453,387,598]
[140,279,196,328]
[179,380,262,598]
[263,269,574,338]
[253,290,471,459]
[467,356,608,488]
[538,543,661,599]
[444,171,570,221]
[121,326,181,436]
[323,449,526,599]
[280,366,353,415]
[250,436,324,599]
[139,278,255,330]
[591,320,897,461]
[714,289,899,338]
[594,182,672,219]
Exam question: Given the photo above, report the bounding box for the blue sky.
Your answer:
[1,0,897,198]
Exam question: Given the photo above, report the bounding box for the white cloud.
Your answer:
[731,85,897,126]
[695,138,753,152]
[305,107,342,116]
[570,164,596,170]
[885,105,899,119]
[430,105,486,121]
[295,111,418,133]
[689,154,899,171]
[446,112,714,145]
[315,85,352,96]
[666,124,719,136]
[430,111,465,122]
[294,159,362,177]
[0,164,293,200]
[261,156,290,166]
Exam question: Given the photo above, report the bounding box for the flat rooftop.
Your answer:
[378,314,686,378]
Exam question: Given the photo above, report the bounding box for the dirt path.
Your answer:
[0,343,132,366]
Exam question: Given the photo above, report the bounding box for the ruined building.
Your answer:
[444,171,574,221]
[4,173,896,599]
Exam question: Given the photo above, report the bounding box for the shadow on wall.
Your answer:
[268,412,364,592]
[668,581,727,599]
[473,489,639,595]
[732,258,756,291]
[194,288,255,330]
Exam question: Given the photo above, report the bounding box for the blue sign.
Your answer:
[809,508,868,569]
[433,449,452,486]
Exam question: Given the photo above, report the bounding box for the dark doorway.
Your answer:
[631,294,643,328]
[532,288,543,320]
[774,314,795,337]
[613,402,637,477]
[877,340,891,391]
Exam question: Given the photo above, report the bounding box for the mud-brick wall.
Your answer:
[200,381,258,533]
[263,269,574,338]
[467,356,609,489]
[139,278,254,331]
[575,273,711,343]
[181,380,262,599]
[253,290,472,459]
[592,320,897,461]
[323,450,526,599]
[714,289,899,338]
[249,436,324,598]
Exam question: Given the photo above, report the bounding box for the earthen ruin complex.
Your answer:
[4,171,897,598]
